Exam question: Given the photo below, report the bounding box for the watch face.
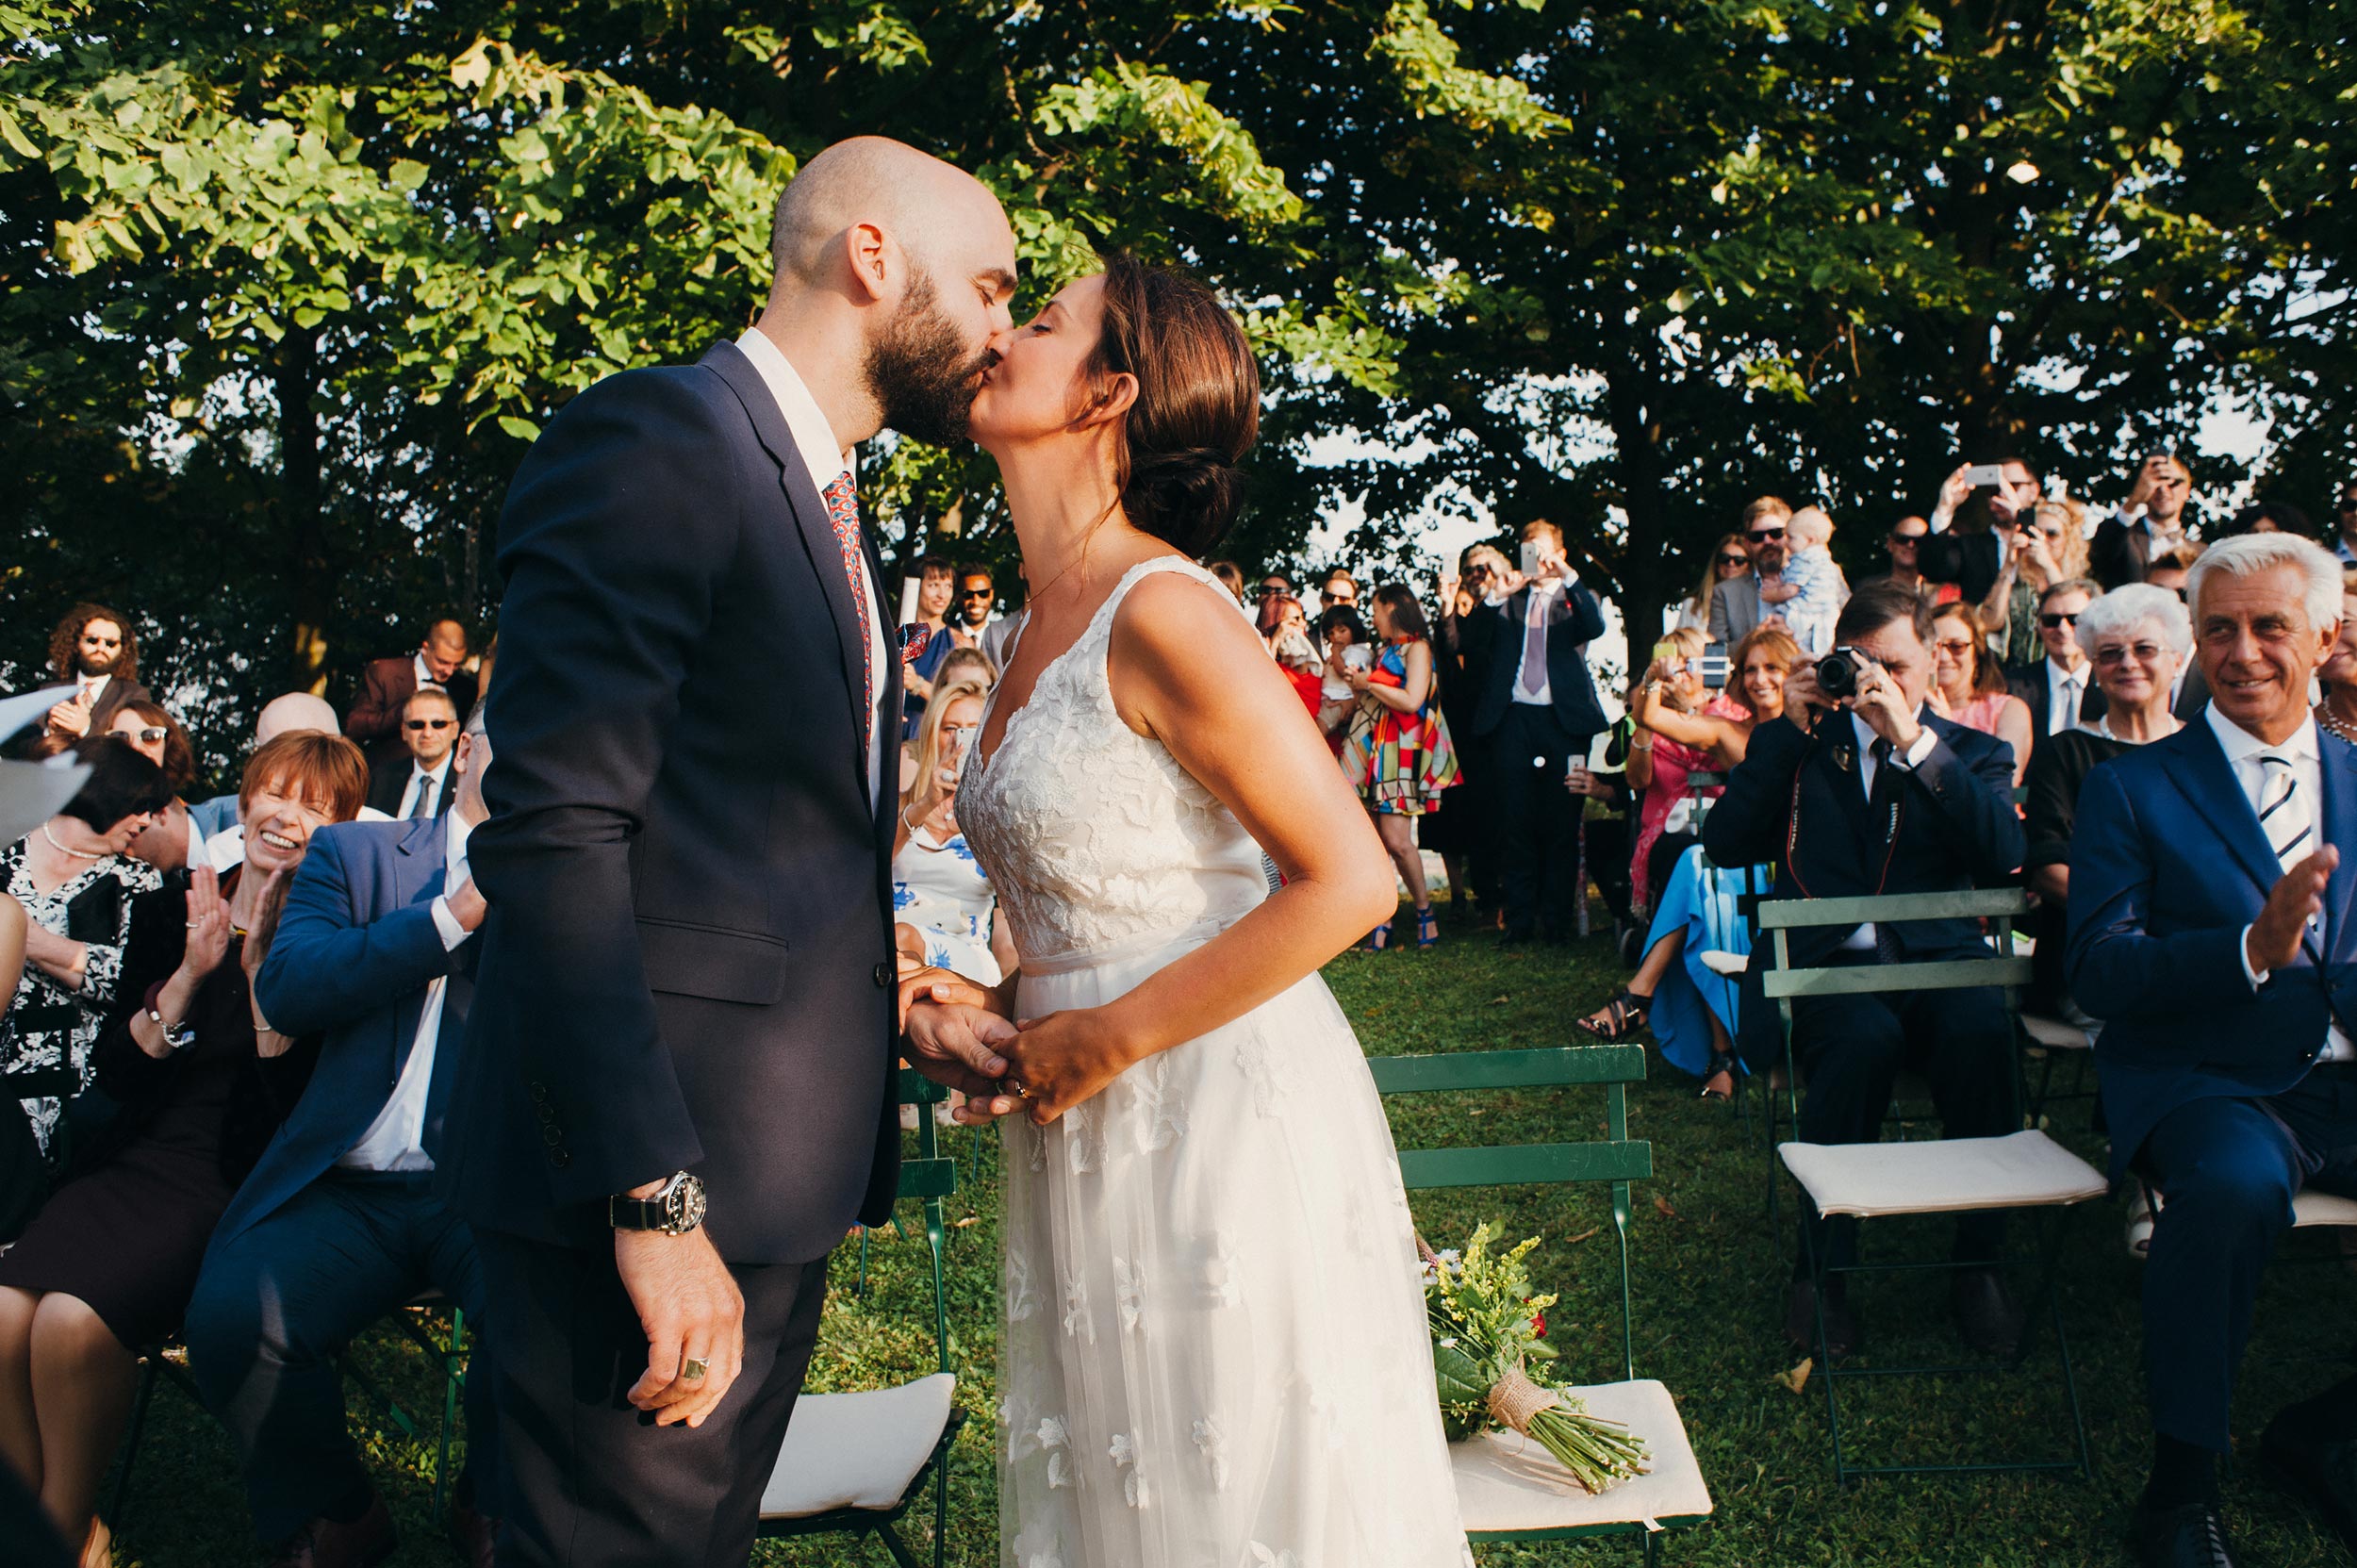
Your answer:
[665,1174,707,1233]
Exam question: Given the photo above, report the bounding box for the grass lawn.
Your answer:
[107,914,2350,1566]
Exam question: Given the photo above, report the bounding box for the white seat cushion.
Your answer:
[758,1374,956,1519]
[1778,1130,2108,1220]
[1697,950,1748,978]
[1451,1378,1712,1536]
[2295,1190,2357,1229]
[2019,1013,2090,1051]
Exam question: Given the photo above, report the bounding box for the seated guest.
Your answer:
[2,740,170,1163]
[1583,626,1798,1102]
[188,694,344,845]
[38,604,151,746]
[2066,532,2357,1567]
[2215,500,2310,538]
[2020,586,2188,1020]
[345,619,474,772]
[2316,569,2357,747]
[365,687,461,820]
[2007,576,2104,744]
[0,733,364,1568]
[187,712,498,1568]
[1703,581,2026,1361]
[111,701,207,874]
[891,679,1014,986]
[1926,602,2036,786]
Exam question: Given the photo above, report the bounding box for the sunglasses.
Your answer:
[81,635,122,648]
[1258,584,1290,596]
[1716,553,1750,568]
[1887,534,1923,547]
[2039,612,2080,629]
[959,588,993,599]
[123,726,167,745]
[1322,591,1356,604]
[1747,528,1785,542]
[404,718,455,731]
[2339,499,2357,514]
[2093,642,2166,667]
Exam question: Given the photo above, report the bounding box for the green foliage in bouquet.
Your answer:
[1424,1222,1648,1494]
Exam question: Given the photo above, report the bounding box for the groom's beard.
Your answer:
[865,271,994,446]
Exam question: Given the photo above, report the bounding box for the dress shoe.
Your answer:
[1950,1267,2025,1358]
[2262,1411,2357,1553]
[1782,1278,1859,1360]
[447,1498,500,1568]
[266,1495,395,1568]
[2127,1499,2237,1568]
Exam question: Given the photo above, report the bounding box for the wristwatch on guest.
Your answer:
[610,1171,707,1235]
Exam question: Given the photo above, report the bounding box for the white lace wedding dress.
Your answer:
[957,557,1472,1568]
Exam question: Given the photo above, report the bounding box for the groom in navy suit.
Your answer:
[2069,532,2357,1568]
[187,707,497,1567]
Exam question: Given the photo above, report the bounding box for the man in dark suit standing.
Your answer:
[346,620,477,771]
[2069,532,2357,1567]
[2089,452,2197,589]
[1704,581,2027,1361]
[2005,577,2105,747]
[442,139,1021,1568]
[364,687,463,819]
[190,708,496,1568]
[1460,519,1607,942]
[39,602,152,744]
[1921,457,2042,606]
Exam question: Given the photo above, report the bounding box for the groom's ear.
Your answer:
[841,222,897,304]
[1070,371,1139,433]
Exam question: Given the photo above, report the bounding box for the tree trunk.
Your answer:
[275,329,329,691]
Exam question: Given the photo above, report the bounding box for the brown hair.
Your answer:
[114,699,197,794]
[48,602,139,685]
[1081,251,1260,557]
[239,733,368,823]
[1739,497,1793,531]
[1932,602,2009,699]
[1727,624,1801,716]
[1836,577,1936,648]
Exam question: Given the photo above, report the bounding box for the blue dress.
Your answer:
[1641,845,1767,1080]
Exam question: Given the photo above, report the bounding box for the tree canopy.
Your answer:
[5,0,2350,773]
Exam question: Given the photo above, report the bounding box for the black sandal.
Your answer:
[1577,988,1651,1041]
[1700,1051,1737,1102]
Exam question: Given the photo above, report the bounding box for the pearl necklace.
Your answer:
[2321,706,2357,746]
[40,823,105,861]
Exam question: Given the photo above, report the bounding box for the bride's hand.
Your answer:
[999,1008,1142,1125]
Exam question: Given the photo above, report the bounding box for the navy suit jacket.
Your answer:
[2066,719,2357,1177]
[224,817,470,1253]
[1462,579,1608,742]
[444,339,902,1264]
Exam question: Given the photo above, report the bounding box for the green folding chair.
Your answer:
[755,1068,964,1568]
[1371,1045,1713,1563]
[336,1292,471,1512]
[1757,887,2109,1484]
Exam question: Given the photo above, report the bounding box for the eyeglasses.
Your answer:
[2093,642,2167,667]
[1322,591,1357,605]
[2039,612,2080,629]
[1747,528,1785,542]
[1716,553,1750,568]
[404,718,455,731]
[1932,639,1974,656]
[124,726,166,745]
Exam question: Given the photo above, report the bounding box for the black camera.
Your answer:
[1815,646,1870,701]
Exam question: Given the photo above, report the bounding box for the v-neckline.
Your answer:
[970,553,1186,777]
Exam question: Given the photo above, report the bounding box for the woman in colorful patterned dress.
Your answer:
[1339,585,1460,949]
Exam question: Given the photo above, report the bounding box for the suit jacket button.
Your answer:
[540,1124,562,1147]
[549,1149,569,1169]
[873,961,892,988]
[529,1081,549,1103]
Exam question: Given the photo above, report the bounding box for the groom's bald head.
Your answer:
[768,137,1012,294]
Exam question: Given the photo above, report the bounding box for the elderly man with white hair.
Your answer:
[2068,532,2357,1567]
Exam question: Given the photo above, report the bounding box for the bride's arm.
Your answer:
[997,571,1396,1124]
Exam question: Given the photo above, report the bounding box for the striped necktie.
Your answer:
[2257,753,2321,938]
[820,471,875,723]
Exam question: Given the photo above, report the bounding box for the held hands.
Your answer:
[2248,846,2339,976]
[899,966,1026,1121]
[996,1007,1144,1126]
[617,1222,744,1428]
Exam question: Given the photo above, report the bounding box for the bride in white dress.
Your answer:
[915,253,1471,1567]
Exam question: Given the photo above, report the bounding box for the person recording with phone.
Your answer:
[891,677,1015,987]
[1923,457,2043,606]
[1458,520,1608,944]
[2091,451,2198,590]
[1701,581,2027,1362]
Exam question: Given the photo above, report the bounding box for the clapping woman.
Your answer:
[0,733,365,1568]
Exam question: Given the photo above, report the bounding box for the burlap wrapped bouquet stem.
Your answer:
[1487,1366,1559,1435]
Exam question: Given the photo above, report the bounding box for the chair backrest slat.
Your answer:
[1755,888,2029,929]
[1396,1140,1654,1192]
[1762,954,2033,999]
[896,1156,958,1203]
[1369,1044,1647,1095]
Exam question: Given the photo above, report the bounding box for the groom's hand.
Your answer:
[618,1223,744,1428]
[904,999,1025,1121]
[896,965,1007,1029]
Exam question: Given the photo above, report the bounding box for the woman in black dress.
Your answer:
[0,733,366,1568]
[2020,583,2190,1016]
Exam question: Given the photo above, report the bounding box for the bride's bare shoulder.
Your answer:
[1107,563,1281,711]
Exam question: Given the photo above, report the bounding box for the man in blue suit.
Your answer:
[2069,532,2357,1568]
[185,708,497,1568]
[1704,580,2028,1362]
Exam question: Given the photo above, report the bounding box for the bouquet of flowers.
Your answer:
[1422,1222,1649,1494]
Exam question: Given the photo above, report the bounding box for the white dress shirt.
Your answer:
[734,327,889,807]
[2042,657,2091,736]
[395,755,453,820]
[412,651,443,691]
[1509,579,1567,706]
[340,813,476,1171]
[2207,704,2351,1063]
[78,672,112,705]
[1838,712,1938,950]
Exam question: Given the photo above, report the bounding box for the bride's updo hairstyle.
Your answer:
[1078,251,1260,558]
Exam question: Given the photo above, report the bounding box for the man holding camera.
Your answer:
[1703,581,2027,1359]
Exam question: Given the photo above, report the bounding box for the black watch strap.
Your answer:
[609,1194,664,1230]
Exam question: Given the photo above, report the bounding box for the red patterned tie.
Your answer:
[820,470,875,722]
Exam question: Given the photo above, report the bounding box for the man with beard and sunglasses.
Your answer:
[442,137,1024,1568]
[40,602,152,744]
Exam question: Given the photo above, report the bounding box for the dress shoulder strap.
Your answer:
[1083,554,1228,644]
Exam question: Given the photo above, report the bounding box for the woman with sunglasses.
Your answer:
[1977,498,2088,664]
[1675,533,1751,633]
[109,702,207,874]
